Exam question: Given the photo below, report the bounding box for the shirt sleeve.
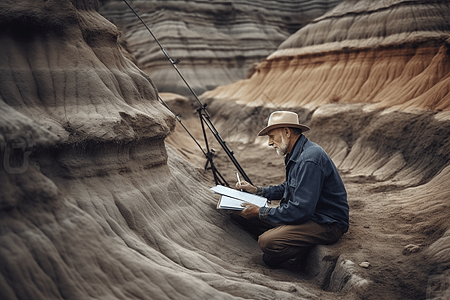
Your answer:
[260,161,324,224]
[263,181,287,201]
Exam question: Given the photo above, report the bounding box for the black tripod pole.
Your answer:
[159,94,228,186]
[198,108,229,186]
[123,0,253,185]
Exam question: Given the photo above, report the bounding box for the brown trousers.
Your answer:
[231,215,343,262]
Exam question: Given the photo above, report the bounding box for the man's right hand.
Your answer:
[236,180,257,194]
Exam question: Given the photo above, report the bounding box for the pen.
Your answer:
[236,172,241,186]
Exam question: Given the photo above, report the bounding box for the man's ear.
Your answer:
[284,127,290,138]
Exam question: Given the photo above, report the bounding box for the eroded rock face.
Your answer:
[98,0,343,95]
[203,0,450,110]
[1,0,174,145]
[202,0,450,186]
[3,0,450,299]
[1,1,321,299]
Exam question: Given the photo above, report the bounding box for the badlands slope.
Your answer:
[1,0,450,300]
[98,0,343,95]
[204,0,450,110]
[0,0,328,299]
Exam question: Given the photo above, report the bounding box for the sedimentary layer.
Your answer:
[99,0,343,95]
[0,1,322,299]
[202,0,450,111]
[3,0,450,298]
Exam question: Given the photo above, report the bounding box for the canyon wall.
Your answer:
[202,0,450,179]
[203,0,450,110]
[0,1,322,299]
[98,0,343,95]
[3,0,450,299]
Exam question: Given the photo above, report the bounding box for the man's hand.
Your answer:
[236,203,260,219]
[236,180,257,194]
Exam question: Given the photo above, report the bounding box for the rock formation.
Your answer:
[204,0,450,110]
[0,1,322,299]
[3,0,450,299]
[98,0,343,95]
[202,0,450,183]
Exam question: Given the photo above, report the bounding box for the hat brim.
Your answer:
[257,123,310,136]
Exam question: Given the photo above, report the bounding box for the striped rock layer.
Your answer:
[203,0,450,110]
[0,1,321,299]
[99,0,343,95]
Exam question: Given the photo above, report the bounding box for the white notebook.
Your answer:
[210,185,268,210]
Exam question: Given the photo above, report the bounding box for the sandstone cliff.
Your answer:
[99,0,343,95]
[203,0,450,110]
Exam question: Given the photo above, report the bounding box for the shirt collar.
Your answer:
[284,135,307,165]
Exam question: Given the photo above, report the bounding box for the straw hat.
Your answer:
[257,111,310,136]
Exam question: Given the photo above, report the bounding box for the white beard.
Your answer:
[276,136,289,156]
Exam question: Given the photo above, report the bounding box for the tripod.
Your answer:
[122,0,253,186]
[197,106,228,186]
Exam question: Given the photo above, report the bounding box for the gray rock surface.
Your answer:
[0,1,333,299]
[3,0,450,299]
[99,0,343,95]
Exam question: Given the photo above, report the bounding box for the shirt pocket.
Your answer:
[283,177,296,202]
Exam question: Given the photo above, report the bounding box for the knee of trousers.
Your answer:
[258,232,281,253]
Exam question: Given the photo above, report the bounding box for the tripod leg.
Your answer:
[205,153,228,186]
[210,161,229,187]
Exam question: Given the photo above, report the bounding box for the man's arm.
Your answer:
[236,181,257,194]
[237,180,286,201]
[260,161,324,224]
[235,180,288,219]
[263,182,287,200]
[237,202,260,219]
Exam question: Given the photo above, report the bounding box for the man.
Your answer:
[235,111,349,268]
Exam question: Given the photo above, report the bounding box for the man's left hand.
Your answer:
[236,203,260,219]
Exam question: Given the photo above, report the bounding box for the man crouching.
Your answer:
[234,111,349,268]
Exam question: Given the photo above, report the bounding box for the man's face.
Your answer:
[268,128,289,156]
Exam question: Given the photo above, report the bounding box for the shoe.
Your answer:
[284,256,307,271]
[262,254,284,269]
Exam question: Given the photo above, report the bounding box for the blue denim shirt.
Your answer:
[259,135,349,233]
